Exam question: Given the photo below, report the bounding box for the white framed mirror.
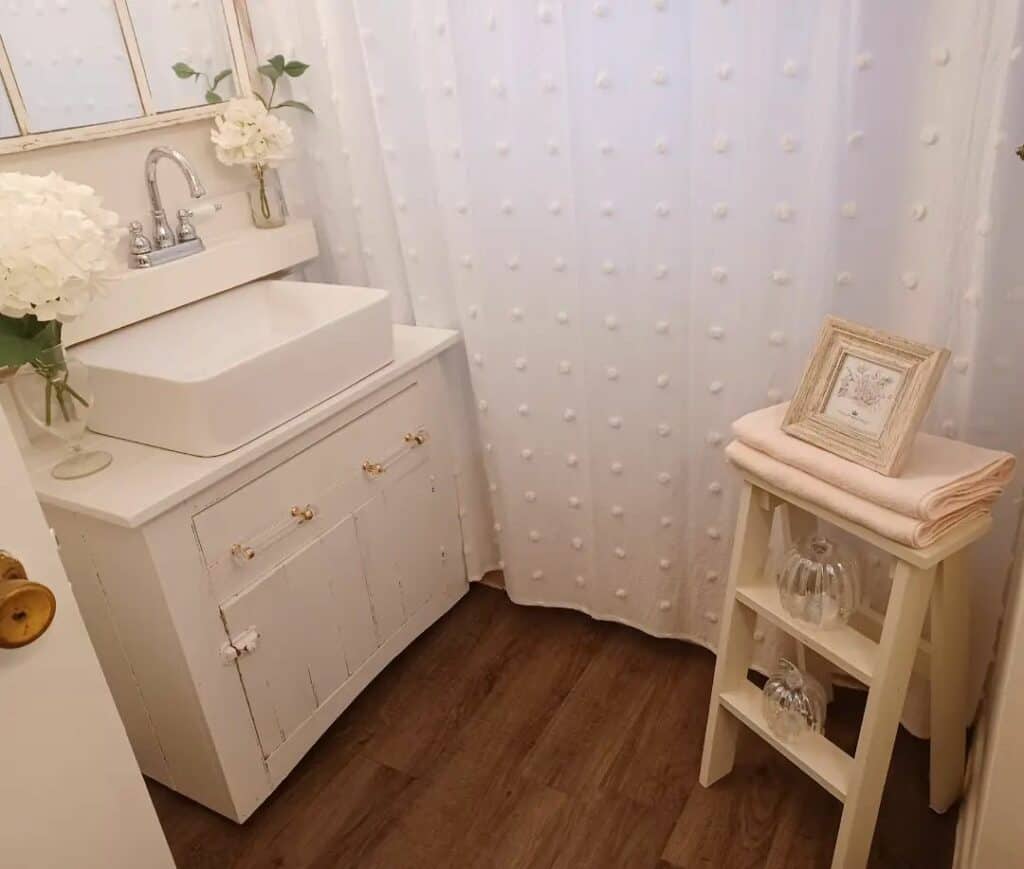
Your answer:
[0,0,253,154]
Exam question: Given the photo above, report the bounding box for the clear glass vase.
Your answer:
[762,658,827,743]
[11,345,112,480]
[777,535,861,630]
[248,165,288,229]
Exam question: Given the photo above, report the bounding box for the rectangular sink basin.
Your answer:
[73,279,394,457]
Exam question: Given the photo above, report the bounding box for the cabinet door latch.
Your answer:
[220,626,260,663]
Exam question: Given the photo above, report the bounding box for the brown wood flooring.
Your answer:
[149,584,956,869]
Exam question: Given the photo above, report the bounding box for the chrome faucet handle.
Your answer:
[128,221,153,269]
[176,208,198,243]
[128,220,152,254]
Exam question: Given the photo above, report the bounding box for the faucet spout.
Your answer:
[145,146,206,249]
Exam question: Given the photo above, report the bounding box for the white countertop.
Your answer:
[24,325,461,529]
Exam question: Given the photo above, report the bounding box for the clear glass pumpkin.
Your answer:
[762,658,827,743]
[777,535,861,630]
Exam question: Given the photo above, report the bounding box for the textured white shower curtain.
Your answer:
[248,0,1024,729]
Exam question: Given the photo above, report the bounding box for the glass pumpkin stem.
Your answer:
[779,658,804,690]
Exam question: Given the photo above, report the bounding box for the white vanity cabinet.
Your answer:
[30,327,471,821]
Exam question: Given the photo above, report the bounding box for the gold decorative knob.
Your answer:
[362,461,385,477]
[290,505,315,522]
[231,544,256,561]
[0,552,56,649]
[404,430,429,446]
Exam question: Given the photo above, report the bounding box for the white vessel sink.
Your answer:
[73,279,394,457]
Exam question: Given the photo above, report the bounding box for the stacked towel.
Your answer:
[725,403,1016,548]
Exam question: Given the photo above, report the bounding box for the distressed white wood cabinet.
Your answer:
[24,326,470,821]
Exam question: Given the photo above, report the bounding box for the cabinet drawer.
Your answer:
[193,380,431,602]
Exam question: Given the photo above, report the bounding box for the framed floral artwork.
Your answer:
[782,316,949,476]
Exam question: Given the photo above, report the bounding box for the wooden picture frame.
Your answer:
[782,316,949,476]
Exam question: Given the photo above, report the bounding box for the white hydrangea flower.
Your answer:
[210,97,294,168]
[0,172,122,322]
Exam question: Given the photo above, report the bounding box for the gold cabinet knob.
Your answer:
[231,544,256,561]
[290,505,315,522]
[0,552,56,649]
[362,461,385,477]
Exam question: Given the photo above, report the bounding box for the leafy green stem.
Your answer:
[176,53,314,114]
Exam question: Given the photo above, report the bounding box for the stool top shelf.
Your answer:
[739,470,992,570]
[735,584,878,685]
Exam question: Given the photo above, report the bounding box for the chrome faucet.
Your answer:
[146,146,206,248]
[130,147,208,268]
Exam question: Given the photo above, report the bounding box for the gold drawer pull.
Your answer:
[229,504,316,565]
[290,505,316,522]
[231,544,256,561]
[363,429,430,478]
[362,461,385,477]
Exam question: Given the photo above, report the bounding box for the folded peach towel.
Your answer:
[725,440,996,548]
[732,403,1015,521]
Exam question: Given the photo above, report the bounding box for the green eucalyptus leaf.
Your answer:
[205,90,223,104]
[268,54,286,72]
[212,68,232,89]
[275,99,314,113]
[172,61,196,79]
[283,60,309,77]
[258,63,282,82]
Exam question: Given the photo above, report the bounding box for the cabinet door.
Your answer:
[220,516,378,759]
[354,459,465,645]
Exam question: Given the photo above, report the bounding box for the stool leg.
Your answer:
[832,561,936,869]
[700,482,773,787]
[929,550,969,813]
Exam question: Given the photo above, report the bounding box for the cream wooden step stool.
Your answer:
[699,471,992,869]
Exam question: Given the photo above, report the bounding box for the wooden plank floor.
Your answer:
[149,584,956,869]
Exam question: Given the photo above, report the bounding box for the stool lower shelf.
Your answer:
[719,680,852,802]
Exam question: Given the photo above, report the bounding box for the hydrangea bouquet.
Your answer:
[211,96,294,221]
[0,171,122,420]
[208,54,312,226]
